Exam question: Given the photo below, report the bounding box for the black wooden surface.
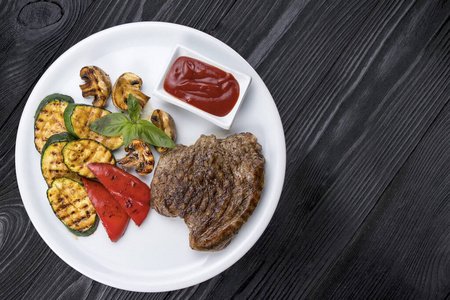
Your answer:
[2,0,450,299]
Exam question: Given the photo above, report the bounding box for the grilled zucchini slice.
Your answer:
[62,139,116,178]
[47,177,98,236]
[63,104,123,150]
[34,93,74,153]
[41,132,80,186]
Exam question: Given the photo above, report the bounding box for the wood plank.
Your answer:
[310,100,450,299]
[1,0,450,298]
[0,0,94,127]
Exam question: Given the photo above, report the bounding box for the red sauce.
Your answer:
[163,56,240,117]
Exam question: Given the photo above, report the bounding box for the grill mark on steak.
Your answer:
[150,133,265,251]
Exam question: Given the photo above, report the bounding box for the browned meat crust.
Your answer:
[150,133,265,251]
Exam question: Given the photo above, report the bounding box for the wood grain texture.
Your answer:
[310,101,450,299]
[1,0,450,299]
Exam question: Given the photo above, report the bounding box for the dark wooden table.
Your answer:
[2,0,450,299]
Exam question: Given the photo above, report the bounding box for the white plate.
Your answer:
[154,44,252,129]
[15,22,286,292]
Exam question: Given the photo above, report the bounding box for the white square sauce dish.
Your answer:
[153,45,252,130]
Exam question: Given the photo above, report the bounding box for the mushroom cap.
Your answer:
[151,109,177,153]
[112,72,150,110]
[79,66,111,108]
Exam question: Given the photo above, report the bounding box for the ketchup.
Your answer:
[163,56,239,117]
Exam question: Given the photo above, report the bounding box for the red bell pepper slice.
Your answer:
[82,177,129,242]
[87,163,151,226]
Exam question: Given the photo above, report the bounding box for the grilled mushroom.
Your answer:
[79,66,111,108]
[151,109,177,153]
[112,72,150,110]
[117,139,154,175]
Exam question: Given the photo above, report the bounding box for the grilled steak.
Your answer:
[150,132,265,251]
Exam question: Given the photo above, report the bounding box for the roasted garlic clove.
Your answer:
[79,66,111,108]
[151,109,177,153]
[112,72,150,110]
[117,139,154,175]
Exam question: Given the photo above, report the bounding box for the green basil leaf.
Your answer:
[137,119,175,148]
[122,123,138,148]
[127,93,140,123]
[88,113,129,136]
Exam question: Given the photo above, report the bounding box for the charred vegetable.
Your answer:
[82,177,130,242]
[151,109,177,153]
[34,93,74,153]
[112,72,150,110]
[62,139,115,178]
[63,104,123,150]
[47,177,98,236]
[117,139,155,175]
[41,132,80,186]
[88,163,150,227]
[79,66,112,108]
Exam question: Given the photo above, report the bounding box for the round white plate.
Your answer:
[16,22,286,292]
